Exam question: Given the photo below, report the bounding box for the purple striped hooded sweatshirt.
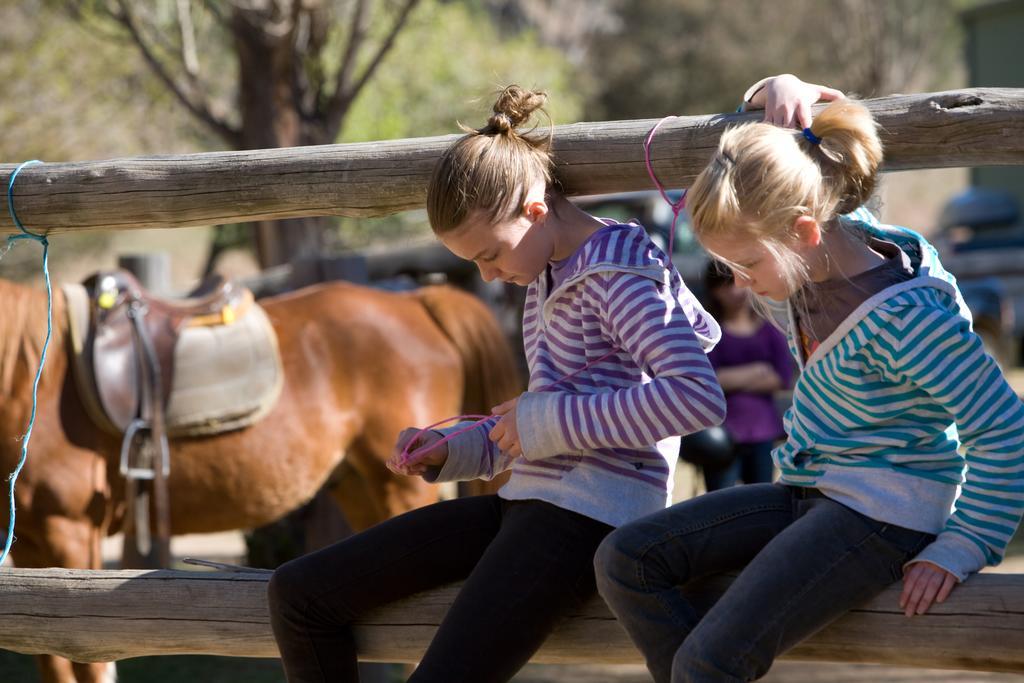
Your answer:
[429,222,726,527]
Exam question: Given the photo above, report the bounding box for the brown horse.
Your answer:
[0,276,520,683]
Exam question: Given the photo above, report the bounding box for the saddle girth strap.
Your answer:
[120,298,172,568]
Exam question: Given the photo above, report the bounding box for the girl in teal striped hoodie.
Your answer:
[595,92,1024,683]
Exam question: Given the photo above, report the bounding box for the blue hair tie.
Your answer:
[802,127,822,145]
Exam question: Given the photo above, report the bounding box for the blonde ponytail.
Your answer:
[688,98,883,291]
[802,99,883,214]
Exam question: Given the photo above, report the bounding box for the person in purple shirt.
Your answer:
[701,261,793,490]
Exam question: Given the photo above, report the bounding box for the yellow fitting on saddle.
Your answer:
[185,290,253,328]
[97,291,117,310]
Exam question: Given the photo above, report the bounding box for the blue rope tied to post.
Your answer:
[1,159,51,568]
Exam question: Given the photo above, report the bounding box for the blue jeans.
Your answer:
[703,441,775,491]
[594,483,934,683]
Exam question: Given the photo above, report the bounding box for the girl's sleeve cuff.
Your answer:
[904,532,989,583]
[424,424,489,482]
[516,392,571,461]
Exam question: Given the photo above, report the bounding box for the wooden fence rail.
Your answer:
[0,568,1022,672]
[2,88,1023,236]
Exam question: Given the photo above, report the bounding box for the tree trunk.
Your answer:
[252,216,332,269]
[232,6,329,269]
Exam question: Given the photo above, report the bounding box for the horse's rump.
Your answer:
[411,286,522,495]
[410,285,521,418]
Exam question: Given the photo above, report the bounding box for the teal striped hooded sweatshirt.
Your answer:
[776,210,1024,581]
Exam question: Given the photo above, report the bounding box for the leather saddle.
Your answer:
[65,269,283,467]
[89,271,244,438]
[62,269,283,567]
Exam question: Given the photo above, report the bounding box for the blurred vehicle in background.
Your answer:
[934,187,1023,368]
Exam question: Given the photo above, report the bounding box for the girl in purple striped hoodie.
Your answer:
[269,81,806,683]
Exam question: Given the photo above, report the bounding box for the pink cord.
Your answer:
[395,348,620,469]
[643,116,688,261]
[392,414,493,471]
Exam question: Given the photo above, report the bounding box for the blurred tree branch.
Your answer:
[61,0,423,268]
[111,0,241,146]
[569,0,960,121]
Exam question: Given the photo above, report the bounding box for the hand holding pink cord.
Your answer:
[488,397,522,458]
[385,398,523,477]
[386,413,493,475]
[388,348,620,477]
[387,426,452,476]
[749,74,845,129]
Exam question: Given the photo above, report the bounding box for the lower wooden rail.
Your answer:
[0,568,1021,672]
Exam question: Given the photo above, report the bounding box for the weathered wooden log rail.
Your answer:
[0,568,1022,672]
[2,87,1023,236]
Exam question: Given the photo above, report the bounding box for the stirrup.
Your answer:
[119,418,170,480]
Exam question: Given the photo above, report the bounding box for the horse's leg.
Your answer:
[337,427,440,530]
[33,655,76,683]
[10,543,79,683]
[70,662,116,683]
[20,515,116,683]
[329,450,437,530]
[328,458,385,532]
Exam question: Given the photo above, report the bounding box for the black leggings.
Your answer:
[267,495,613,682]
